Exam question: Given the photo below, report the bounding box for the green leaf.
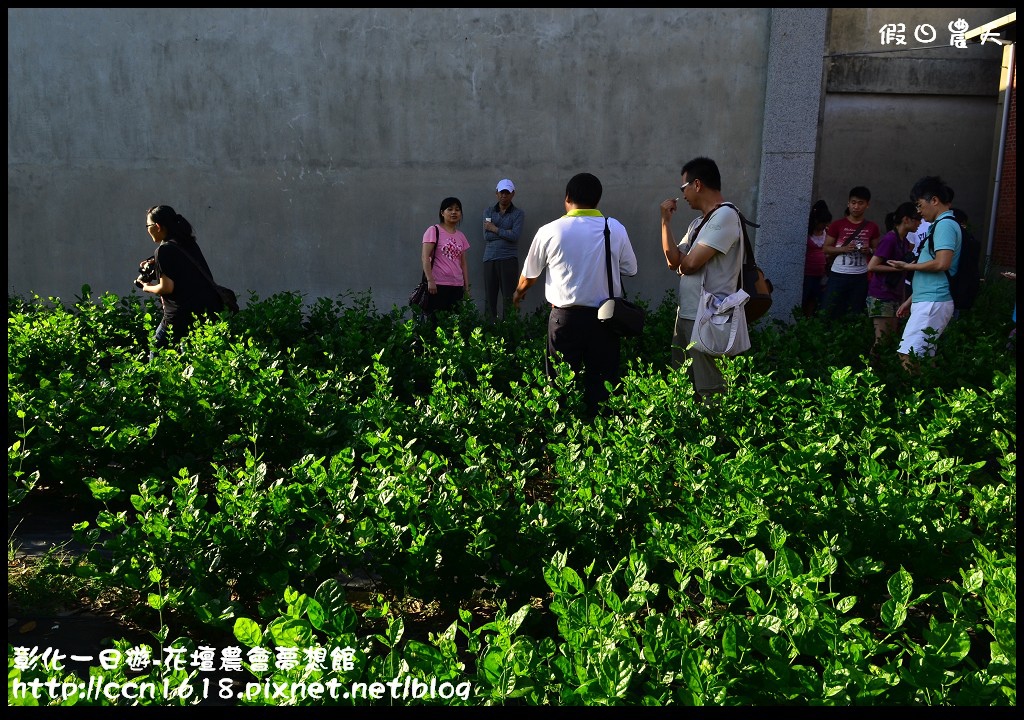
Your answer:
[387,616,405,647]
[330,606,358,636]
[744,586,765,612]
[306,598,326,630]
[598,648,633,699]
[543,562,563,594]
[597,575,624,614]
[234,617,264,647]
[768,548,802,584]
[315,578,348,617]
[85,477,122,502]
[810,549,838,579]
[922,622,971,666]
[730,561,755,586]
[481,648,507,687]
[722,623,738,659]
[961,567,984,594]
[506,604,531,635]
[902,654,945,689]
[756,614,783,634]
[287,592,310,619]
[561,566,585,595]
[744,548,768,576]
[993,618,1016,658]
[769,526,788,550]
[880,598,907,629]
[404,639,444,672]
[887,567,913,605]
[836,595,857,613]
[268,617,313,648]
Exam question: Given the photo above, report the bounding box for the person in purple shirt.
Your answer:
[866,201,920,359]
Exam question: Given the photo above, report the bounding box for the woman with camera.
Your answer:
[866,201,920,360]
[136,205,224,359]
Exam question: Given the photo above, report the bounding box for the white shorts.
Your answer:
[898,301,955,357]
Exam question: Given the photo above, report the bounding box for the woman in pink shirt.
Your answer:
[421,196,471,315]
[802,200,832,318]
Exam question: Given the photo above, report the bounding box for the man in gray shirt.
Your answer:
[659,157,743,400]
[482,178,525,321]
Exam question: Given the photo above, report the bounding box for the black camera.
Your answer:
[135,256,158,289]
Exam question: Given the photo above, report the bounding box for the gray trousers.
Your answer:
[671,316,725,397]
[483,258,520,320]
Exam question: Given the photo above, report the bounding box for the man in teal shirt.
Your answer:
[887,176,962,372]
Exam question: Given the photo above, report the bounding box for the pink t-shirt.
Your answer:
[826,217,880,275]
[423,225,470,286]
[805,232,826,277]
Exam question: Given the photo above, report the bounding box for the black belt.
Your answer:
[552,304,598,313]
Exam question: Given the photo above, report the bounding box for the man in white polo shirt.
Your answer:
[513,172,638,419]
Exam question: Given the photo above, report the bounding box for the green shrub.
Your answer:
[8,281,1016,706]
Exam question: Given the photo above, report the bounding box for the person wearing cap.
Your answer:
[513,172,637,420]
[482,178,526,321]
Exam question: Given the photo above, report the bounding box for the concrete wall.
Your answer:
[817,8,1011,255]
[8,8,1011,322]
[752,9,830,320]
[990,50,1016,269]
[8,8,775,314]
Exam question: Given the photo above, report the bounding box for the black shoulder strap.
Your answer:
[717,202,759,229]
[842,223,868,248]
[688,203,752,292]
[604,217,615,298]
[691,204,723,240]
[603,216,631,299]
[695,202,757,246]
[925,215,959,282]
[166,241,220,292]
[718,203,758,290]
[420,226,439,284]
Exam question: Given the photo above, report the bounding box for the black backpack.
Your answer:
[926,215,981,311]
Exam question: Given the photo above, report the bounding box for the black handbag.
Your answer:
[408,278,429,310]
[408,226,438,312]
[597,218,645,337]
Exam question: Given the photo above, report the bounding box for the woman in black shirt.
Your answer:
[136,205,223,359]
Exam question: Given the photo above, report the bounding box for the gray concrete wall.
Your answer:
[8,7,1012,323]
[817,8,1010,251]
[753,8,830,322]
[818,94,999,241]
[7,8,773,315]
